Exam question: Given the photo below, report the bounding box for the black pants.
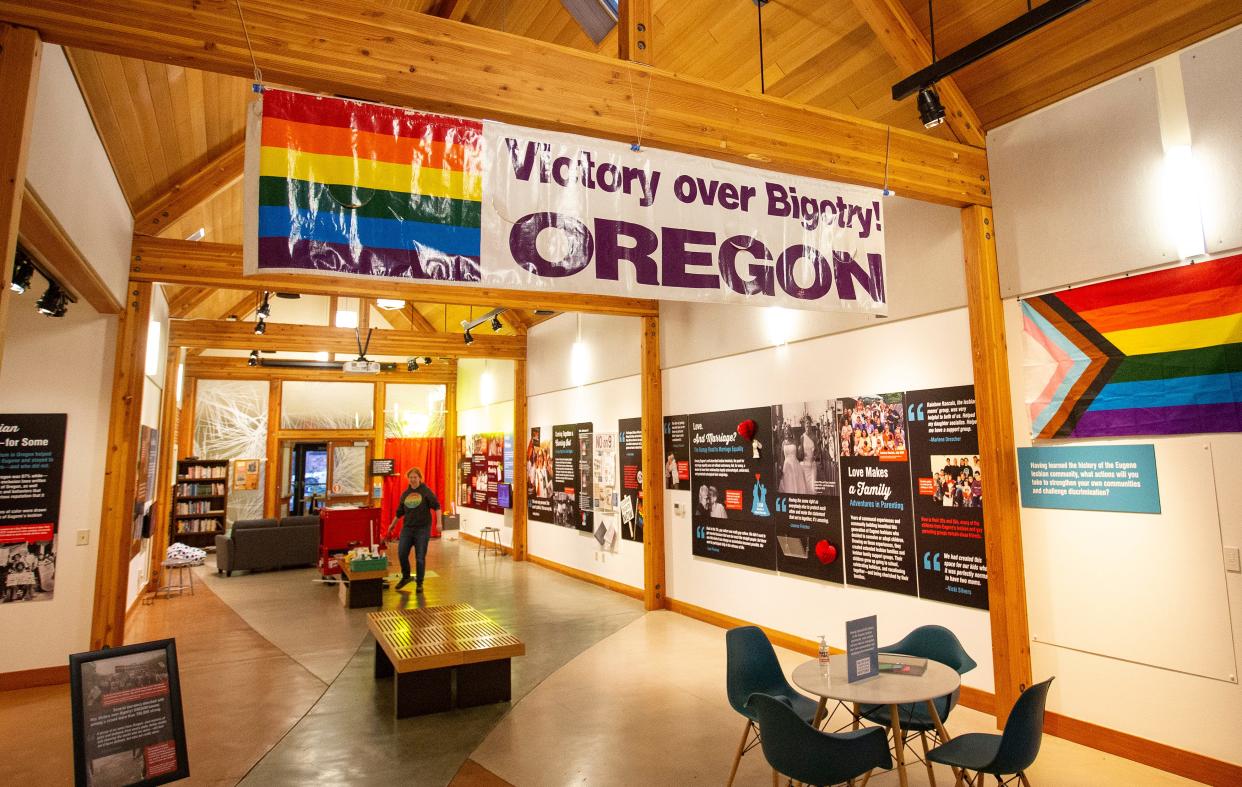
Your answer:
[398,525,431,584]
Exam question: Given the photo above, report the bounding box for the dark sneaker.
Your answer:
[395,577,413,590]
[415,582,424,592]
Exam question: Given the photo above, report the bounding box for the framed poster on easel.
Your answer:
[70,639,190,787]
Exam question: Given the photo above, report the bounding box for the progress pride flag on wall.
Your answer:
[245,89,888,314]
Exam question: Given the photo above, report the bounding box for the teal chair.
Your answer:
[856,625,976,781]
[725,626,819,786]
[927,678,1055,786]
[748,693,892,786]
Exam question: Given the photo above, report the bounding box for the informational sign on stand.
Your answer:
[846,615,879,683]
[70,639,190,787]
[0,413,66,604]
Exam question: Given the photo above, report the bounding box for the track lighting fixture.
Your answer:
[10,252,34,294]
[256,292,271,319]
[254,318,266,335]
[407,358,419,372]
[422,356,432,365]
[490,315,503,332]
[463,328,474,345]
[248,350,260,367]
[917,85,946,129]
[36,282,69,317]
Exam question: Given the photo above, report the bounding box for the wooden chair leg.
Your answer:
[860,768,874,787]
[919,730,937,787]
[771,768,779,786]
[726,720,751,787]
[1018,774,1032,787]
[953,772,965,787]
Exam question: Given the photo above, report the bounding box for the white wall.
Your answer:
[126,288,170,611]
[25,45,133,303]
[0,42,132,673]
[456,359,515,543]
[988,24,1242,765]
[527,313,644,588]
[0,304,116,672]
[663,309,994,691]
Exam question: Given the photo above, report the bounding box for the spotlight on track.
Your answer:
[36,282,68,317]
[917,85,946,129]
[463,328,474,345]
[491,315,503,332]
[407,358,419,372]
[254,318,266,335]
[11,251,34,294]
[256,291,271,319]
[248,350,260,367]
[422,356,432,365]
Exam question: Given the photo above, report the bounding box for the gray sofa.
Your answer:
[214,515,320,576]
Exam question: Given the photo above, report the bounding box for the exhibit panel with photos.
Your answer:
[0,413,66,605]
[618,417,643,543]
[674,384,989,609]
[458,432,509,514]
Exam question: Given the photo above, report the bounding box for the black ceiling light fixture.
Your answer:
[463,328,474,346]
[36,282,69,317]
[248,350,260,367]
[490,314,503,332]
[422,356,432,365]
[10,249,35,294]
[893,0,1092,114]
[254,318,266,335]
[256,291,272,319]
[918,86,946,128]
[407,358,419,372]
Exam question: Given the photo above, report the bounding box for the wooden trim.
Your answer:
[444,379,457,516]
[0,23,41,370]
[183,355,457,384]
[526,552,644,601]
[168,317,526,360]
[0,1,991,207]
[848,0,985,147]
[272,428,372,441]
[459,529,511,554]
[18,185,123,314]
[264,379,282,518]
[147,344,180,591]
[617,0,652,64]
[0,664,69,692]
[132,237,660,317]
[432,0,471,22]
[133,140,244,235]
[511,357,527,561]
[662,597,827,657]
[1042,710,1242,787]
[177,376,196,459]
[90,281,152,649]
[640,314,664,611]
[957,685,995,716]
[961,205,1031,726]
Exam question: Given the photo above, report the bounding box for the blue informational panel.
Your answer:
[1017,444,1161,514]
[845,615,879,683]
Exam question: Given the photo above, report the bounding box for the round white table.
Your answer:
[792,655,961,787]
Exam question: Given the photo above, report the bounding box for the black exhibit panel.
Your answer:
[770,400,845,584]
[618,417,643,543]
[689,406,776,571]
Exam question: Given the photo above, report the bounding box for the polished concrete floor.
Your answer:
[0,536,1208,786]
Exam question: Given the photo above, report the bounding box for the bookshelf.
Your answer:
[172,458,229,547]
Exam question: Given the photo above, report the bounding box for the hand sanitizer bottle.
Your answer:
[818,636,831,678]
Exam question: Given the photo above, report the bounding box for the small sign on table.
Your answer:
[846,615,879,683]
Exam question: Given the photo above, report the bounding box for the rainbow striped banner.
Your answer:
[1022,253,1242,439]
[249,89,483,281]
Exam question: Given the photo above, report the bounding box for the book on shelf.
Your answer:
[176,519,221,534]
[175,500,224,515]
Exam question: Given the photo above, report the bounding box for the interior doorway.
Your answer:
[288,442,328,515]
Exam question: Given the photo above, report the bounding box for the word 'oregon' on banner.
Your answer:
[243,89,888,314]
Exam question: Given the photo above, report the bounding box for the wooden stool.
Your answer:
[478,527,503,556]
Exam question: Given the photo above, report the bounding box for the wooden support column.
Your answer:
[618,0,653,64]
[640,314,665,611]
[961,205,1032,726]
[177,376,196,460]
[512,357,528,561]
[264,378,282,517]
[147,344,181,592]
[0,24,41,370]
[90,281,153,649]
[443,378,457,519]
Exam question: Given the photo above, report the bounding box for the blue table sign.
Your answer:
[846,615,879,683]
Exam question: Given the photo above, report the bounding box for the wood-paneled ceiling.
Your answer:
[62,0,1242,322]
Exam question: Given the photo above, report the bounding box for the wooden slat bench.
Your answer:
[367,603,525,718]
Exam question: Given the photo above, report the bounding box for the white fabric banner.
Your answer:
[480,121,888,313]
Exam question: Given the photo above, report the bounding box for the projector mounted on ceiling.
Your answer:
[343,327,380,374]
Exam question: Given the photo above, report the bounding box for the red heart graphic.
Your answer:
[814,540,838,565]
[737,419,757,442]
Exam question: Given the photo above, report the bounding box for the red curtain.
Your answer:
[381,437,445,539]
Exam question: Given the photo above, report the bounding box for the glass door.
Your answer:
[287,442,328,515]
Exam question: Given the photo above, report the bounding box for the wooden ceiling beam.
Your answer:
[18,185,123,314]
[850,0,985,147]
[501,308,529,334]
[0,0,990,206]
[133,140,244,235]
[131,236,659,316]
[404,304,438,332]
[618,0,652,64]
[184,354,457,384]
[169,317,526,359]
[165,285,216,317]
[431,0,471,22]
